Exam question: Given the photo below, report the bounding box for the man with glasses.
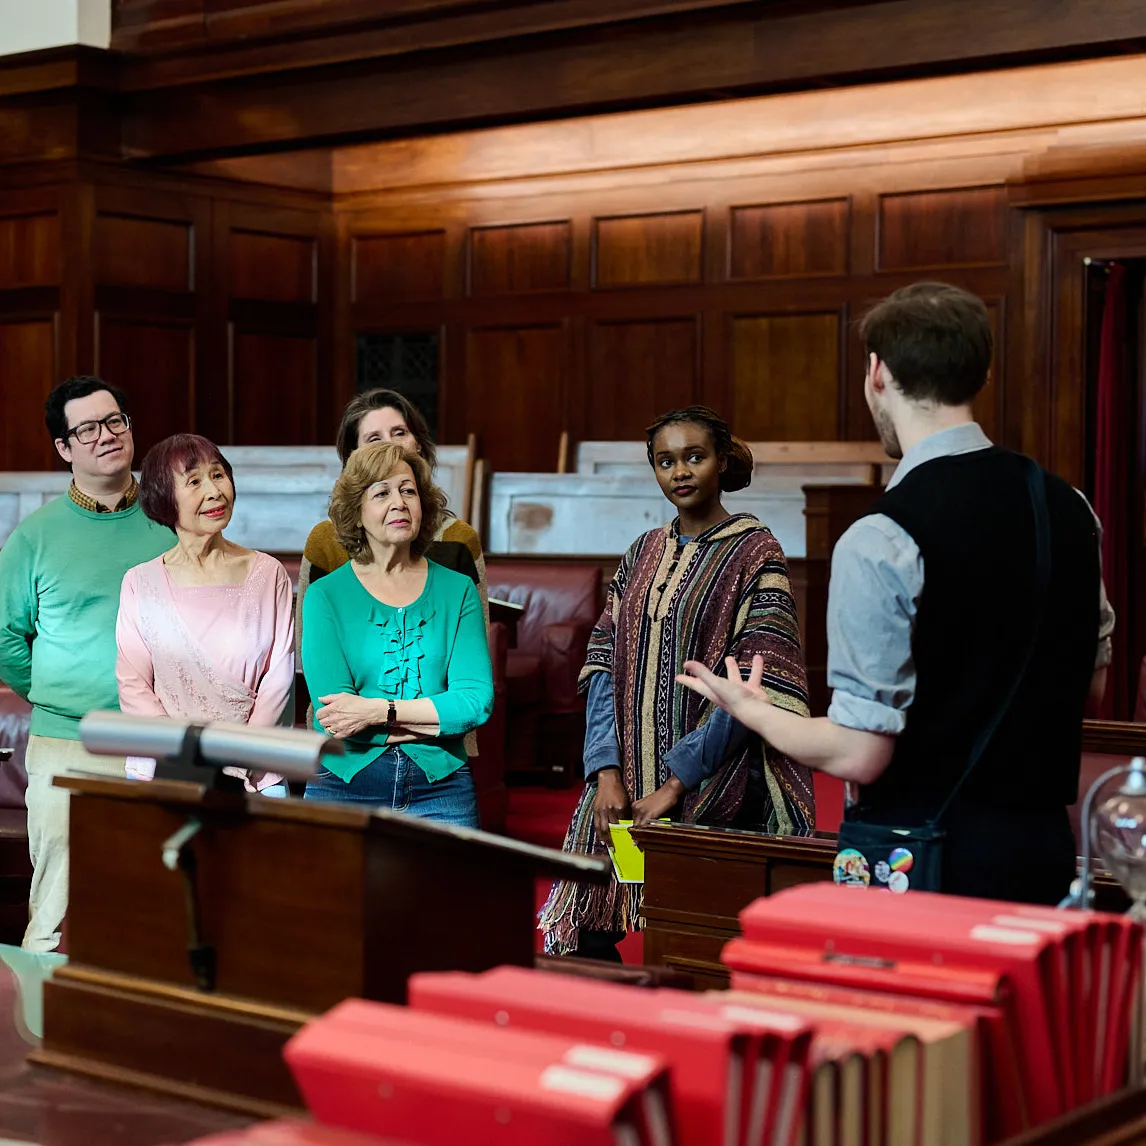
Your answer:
[0,376,168,950]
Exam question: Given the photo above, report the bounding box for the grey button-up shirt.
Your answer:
[826,423,1115,736]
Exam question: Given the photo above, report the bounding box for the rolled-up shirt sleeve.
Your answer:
[826,514,922,736]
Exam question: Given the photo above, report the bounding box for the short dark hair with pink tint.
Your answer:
[139,434,235,531]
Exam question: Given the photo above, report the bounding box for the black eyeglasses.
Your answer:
[66,413,131,445]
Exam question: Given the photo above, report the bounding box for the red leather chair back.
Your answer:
[486,561,601,654]
[0,687,30,810]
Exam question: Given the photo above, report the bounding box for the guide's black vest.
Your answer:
[849,447,1100,902]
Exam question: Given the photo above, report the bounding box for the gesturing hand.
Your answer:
[676,654,772,721]
[592,769,631,841]
[316,692,376,739]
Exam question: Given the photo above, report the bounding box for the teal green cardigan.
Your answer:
[300,559,494,783]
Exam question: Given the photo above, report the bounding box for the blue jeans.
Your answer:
[303,748,480,829]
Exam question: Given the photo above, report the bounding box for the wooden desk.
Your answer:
[634,825,1132,990]
[634,826,838,988]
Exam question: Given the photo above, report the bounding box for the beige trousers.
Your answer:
[23,734,125,952]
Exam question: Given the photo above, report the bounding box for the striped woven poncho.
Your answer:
[539,513,815,955]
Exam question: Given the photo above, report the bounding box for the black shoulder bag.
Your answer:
[832,458,1051,894]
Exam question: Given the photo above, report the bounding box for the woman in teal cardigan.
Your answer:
[301,441,494,826]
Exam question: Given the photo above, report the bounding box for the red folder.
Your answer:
[839,889,1111,1107]
[722,942,1020,1144]
[738,886,1062,1126]
[284,998,670,1146]
[408,965,797,1146]
[756,891,1081,1109]
[639,988,814,1146]
[757,884,1142,1106]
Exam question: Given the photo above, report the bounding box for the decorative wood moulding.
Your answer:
[351,230,446,303]
[593,211,703,289]
[94,213,194,292]
[0,213,61,289]
[230,229,316,304]
[730,311,842,442]
[468,221,571,297]
[877,186,1007,272]
[103,2,1146,164]
[729,199,849,281]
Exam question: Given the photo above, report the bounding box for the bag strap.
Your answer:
[929,457,1052,827]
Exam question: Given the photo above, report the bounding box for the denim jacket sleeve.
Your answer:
[663,707,749,791]
[583,670,622,779]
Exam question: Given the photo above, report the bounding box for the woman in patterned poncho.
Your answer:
[539,406,815,960]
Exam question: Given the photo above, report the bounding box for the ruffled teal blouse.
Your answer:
[300,559,493,783]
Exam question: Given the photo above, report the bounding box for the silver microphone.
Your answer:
[80,710,342,783]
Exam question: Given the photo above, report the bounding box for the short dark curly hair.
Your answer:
[139,434,234,532]
[329,442,446,562]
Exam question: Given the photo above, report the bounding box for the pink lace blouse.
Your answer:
[116,551,295,788]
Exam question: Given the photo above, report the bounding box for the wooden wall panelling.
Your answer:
[730,311,842,441]
[316,207,343,442]
[352,230,447,304]
[0,212,61,290]
[95,311,196,456]
[586,317,699,439]
[465,324,566,473]
[729,199,850,280]
[0,196,66,468]
[973,299,1003,443]
[877,186,1007,272]
[91,184,211,448]
[230,229,316,304]
[0,314,58,470]
[331,208,357,428]
[58,182,95,381]
[229,324,320,446]
[594,211,704,288]
[468,221,571,297]
[93,212,193,293]
[223,200,329,446]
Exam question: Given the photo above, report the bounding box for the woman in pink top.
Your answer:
[116,434,295,795]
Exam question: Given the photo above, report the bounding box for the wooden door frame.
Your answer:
[1022,203,1146,716]
[1020,204,1146,485]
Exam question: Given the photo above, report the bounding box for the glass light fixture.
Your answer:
[1064,757,1146,917]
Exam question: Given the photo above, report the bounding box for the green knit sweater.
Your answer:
[0,496,170,739]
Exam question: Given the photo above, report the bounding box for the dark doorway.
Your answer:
[1083,258,1146,720]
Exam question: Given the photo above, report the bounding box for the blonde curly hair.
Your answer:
[329,441,446,562]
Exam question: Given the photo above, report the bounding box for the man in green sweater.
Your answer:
[0,377,169,950]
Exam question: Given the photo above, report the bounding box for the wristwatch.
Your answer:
[385,699,397,728]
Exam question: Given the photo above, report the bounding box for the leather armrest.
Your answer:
[539,621,592,713]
